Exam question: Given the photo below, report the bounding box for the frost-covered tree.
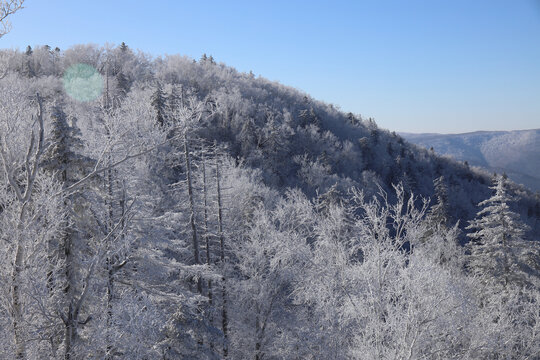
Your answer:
[40,101,96,359]
[292,184,477,359]
[427,175,449,229]
[467,175,537,292]
[151,81,166,127]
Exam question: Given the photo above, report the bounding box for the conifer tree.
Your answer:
[22,45,35,77]
[151,81,166,127]
[115,71,130,99]
[427,176,449,229]
[467,175,534,291]
[43,102,88,182]
[42,101,96,359]
[168,83,183,111]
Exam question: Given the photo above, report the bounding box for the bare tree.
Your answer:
[0,93,43,359]
[0,0,24,38]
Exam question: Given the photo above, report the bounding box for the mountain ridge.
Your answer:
[400,129,540,192]
[0,44,538,234]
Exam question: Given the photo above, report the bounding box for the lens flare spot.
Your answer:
[63,63,103,102]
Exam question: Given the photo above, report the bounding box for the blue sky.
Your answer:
[2,0,540,133]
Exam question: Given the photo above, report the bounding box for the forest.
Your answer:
[0,42,539,359]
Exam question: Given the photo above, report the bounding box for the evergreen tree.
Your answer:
[42,102,87,183]
[22,45,35,77]
[427,176,449,229]
[151,82,166,127]
[466,176,534,291]
[42,101,93,359]
[115,71,130,98]
[167,83,183,114]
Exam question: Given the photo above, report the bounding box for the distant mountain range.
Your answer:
[401,129,540,192]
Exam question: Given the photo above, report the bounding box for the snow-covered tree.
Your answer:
[151,81,166,127]
[467,175,537,292]
[427,175,450,229]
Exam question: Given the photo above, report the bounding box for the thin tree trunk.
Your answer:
[6,95,45,360]
[203,157,212,303]
[184,134,202,293]
[202,156,214,352]
[63,227,75,360]
[105,110,115,358]
[184,134,205,351]
[12,204,28,360]
[61,163,77,360]
[215,151,228,357]
[255,311,261,360]
[64,303,74,360]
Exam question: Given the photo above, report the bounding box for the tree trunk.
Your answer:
[64,304,74,360]
[63,228,75,360]
[6,95,44,360]
[12,206,27,359]
[202,157,214,352]
[184,133,202,293]
[203,157,212,303]
[215,152,228,357]
[105,132,115,359]
[255,312,261,360]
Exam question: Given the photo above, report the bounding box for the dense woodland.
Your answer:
[0,43,539,359]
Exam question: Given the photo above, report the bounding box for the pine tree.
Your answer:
[23,45,35,77]
[167,83,181,112]
[466,176,534,292]
[427,176,449,229]
[43,102,88,183]
[42,101,94,359]
[115,71,130,98]
[151,82,166,127]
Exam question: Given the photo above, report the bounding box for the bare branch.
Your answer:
[0,0,24,38]
[22,94,44,202]
[55,131,181,197]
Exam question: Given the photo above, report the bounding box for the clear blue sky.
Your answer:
[2,0,540,133]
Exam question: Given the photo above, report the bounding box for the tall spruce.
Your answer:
[151,82,166,127]
[467,175,534,291]
[427,176,449,229]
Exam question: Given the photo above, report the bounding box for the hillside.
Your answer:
[401,129,540,192]
[1,44,540,359]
